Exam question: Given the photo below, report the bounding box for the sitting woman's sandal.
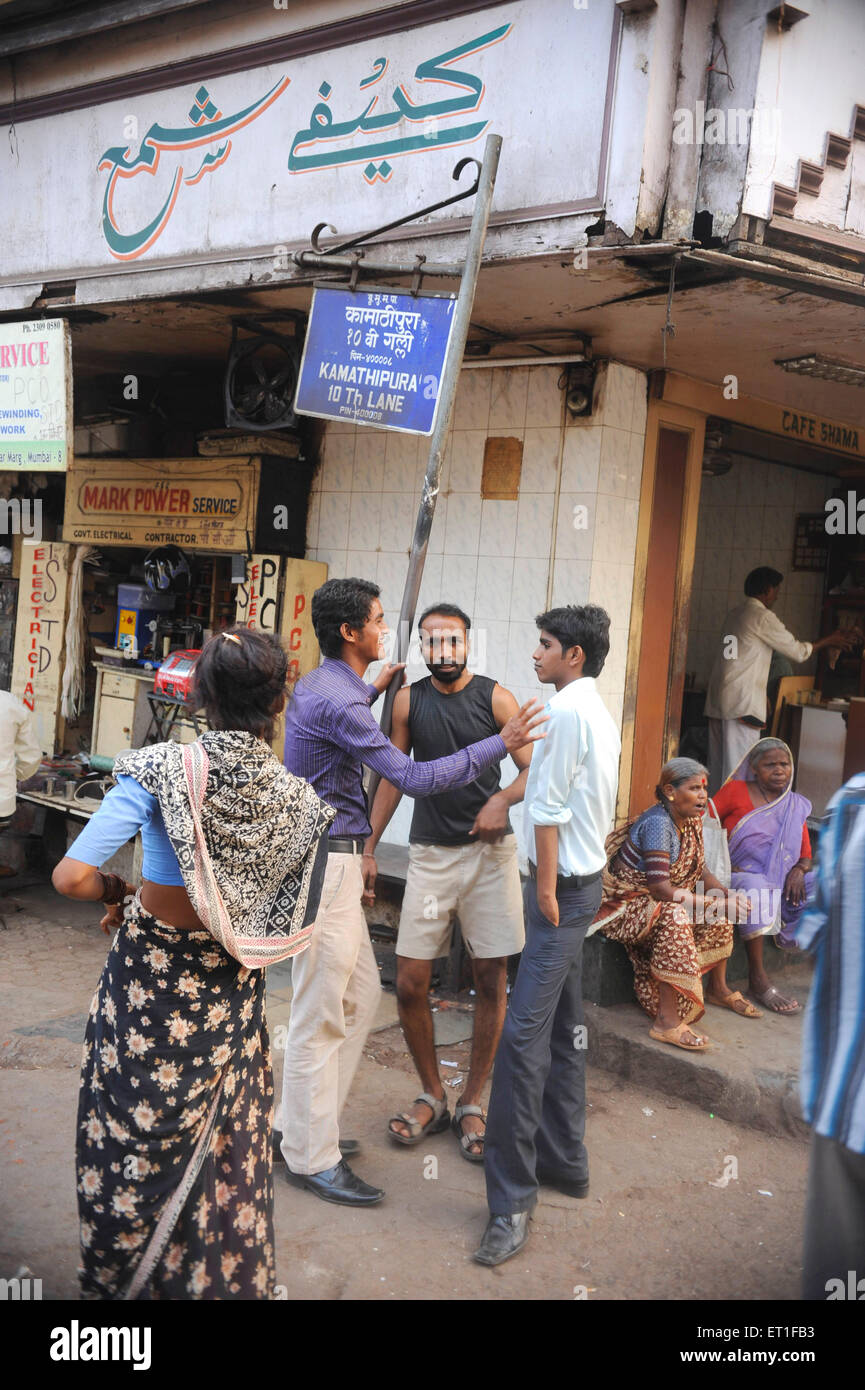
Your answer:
[452,1102,486,1163]
[387,1092,450,1146]
[649,1020,709,1051]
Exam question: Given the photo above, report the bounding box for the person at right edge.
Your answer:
[795,771,865,1300]
[473,605,620,1267]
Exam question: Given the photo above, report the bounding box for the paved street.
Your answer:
[1,887,809,1301]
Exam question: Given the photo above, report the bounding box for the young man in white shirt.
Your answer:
[473,605,620,1267]
[704,566,855,792]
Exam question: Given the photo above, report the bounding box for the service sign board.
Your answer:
[63,456,260,550]
[0,319,71,471]
[0,1,619,286]
[295,288,457,434]
[12,541,70,754]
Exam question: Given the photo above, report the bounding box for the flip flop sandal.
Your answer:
[649,1022,709,1052]
[705,990,762,1018]
[452,1103,486,1163]
[747,984,801,1015]
[387,1092,450,1147]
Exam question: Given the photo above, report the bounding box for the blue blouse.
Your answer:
[67,775,184,886]
[617,802,682,881]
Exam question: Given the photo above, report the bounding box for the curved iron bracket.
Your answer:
[306,156,483,259]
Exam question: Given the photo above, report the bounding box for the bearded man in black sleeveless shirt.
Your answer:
[364,603,532,1161]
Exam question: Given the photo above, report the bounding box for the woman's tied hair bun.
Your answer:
[193,626,289,741]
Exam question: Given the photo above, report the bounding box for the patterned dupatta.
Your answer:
[591,810,704,938]
[113,731,335,969]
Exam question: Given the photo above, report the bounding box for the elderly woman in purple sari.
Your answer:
[711,737,812,1014]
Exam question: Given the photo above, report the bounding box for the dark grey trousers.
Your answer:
[483,874,603,1215]
[803,1132,865,1300]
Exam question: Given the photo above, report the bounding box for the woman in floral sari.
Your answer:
[710,737,811,1015]
[594,758,753,1051]
[52,628,336,1300]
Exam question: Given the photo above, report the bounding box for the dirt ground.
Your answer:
[0,889,809,1302]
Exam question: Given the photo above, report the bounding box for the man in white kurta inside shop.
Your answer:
[704,565,857,792]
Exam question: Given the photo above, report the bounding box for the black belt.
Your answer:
[528,861,602,890]
[328,836,366,854]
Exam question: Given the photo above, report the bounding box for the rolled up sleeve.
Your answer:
[527,708,582,826]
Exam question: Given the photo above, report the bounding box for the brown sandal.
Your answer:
[705,989,762,1019]
[649,1021,709,1051]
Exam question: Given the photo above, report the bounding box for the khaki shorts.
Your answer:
[397,838,525,961]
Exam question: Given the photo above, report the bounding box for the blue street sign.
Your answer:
[294,286,457,435]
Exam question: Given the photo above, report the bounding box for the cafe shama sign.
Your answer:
[63,456,260,550]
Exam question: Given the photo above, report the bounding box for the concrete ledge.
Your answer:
[585,962,814,1140]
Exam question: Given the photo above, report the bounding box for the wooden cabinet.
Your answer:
[91,664,155,760]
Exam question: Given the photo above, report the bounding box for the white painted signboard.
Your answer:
[0,1,619,287]
[0,319,71,471]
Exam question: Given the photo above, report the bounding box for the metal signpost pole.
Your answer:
[367,132,502,802]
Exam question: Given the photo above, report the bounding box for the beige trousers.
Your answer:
[278,851,381,1174]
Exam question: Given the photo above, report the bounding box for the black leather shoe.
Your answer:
[473,1210,532,1266]
[272,1131,359,1162]
[537,1169,589,1199]
[284,1159,384,1206]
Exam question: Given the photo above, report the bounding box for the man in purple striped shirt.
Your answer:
[277,577,544,1207]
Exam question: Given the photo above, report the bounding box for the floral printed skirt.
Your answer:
[76,895,275,1300]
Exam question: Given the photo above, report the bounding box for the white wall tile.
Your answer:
[448,430,486,493]
[321,432,356,491]
[516,492,556,558]
[471,618,509,679]
[379,491,416,553]
[453,369,491,431]
[305,492,321,551]
[626,430,646,500]
[556,492,595,561]
[377,551,408,611]
[438,555,478,617]
[475,556,516,621]
[317,491,351,551]
[348,491,382,551]
[508,557,548,623]
[479,498,518,557]
[551,559,591,607]
[315,548,347,579]
[416,554,444,615]
[489,367,530,429]
[521,427,561,492]
[427,496,449,555]
[526,367,564,428]
[353,429,385,492]
[444,494,482,555]
[598,426,631,497]
[346,549,378,581]
[383,431,419,491]
[561,426,602,492]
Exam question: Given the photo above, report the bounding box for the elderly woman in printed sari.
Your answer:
[51,628,336,1301]
[709,737,811,1015]
[594,758,754,1052]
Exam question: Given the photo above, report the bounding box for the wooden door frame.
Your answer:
[618,389,706,822]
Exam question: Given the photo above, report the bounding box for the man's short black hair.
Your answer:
[744,566,783,598]
[417,602,471,633]
[535,604,610,678]
[311,577,380,658]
